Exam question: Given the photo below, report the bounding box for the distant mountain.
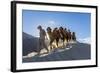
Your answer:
[23,32,35,39]
[23,32,39,56]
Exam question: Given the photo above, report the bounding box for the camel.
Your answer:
[72,32,76,41]
[46,27,77,51]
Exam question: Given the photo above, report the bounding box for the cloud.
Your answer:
[48,20,55,24]
[78,37,91,44]
[45,20,58,29]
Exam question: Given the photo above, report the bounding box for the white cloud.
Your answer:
[48,20,55,24]
[78,37,91,44]
[45,20,58,29]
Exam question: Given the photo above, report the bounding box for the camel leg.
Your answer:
[56,38,59,48]
[61,38,64,48]
[63,39,65,48]
[49,39,54,51]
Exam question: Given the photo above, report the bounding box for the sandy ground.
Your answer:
[22,42,91,63]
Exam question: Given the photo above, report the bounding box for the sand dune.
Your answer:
[23,42,91,63]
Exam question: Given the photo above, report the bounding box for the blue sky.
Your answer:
[22,10,91,40]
